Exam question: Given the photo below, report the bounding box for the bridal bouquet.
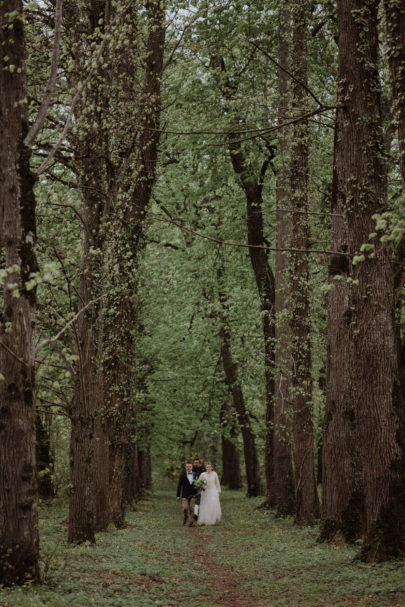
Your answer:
[194,476,207,491]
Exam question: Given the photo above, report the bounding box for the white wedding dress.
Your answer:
[197,471,221,525]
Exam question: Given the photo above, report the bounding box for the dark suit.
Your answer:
[177,470,197,525]
[177,471,197,499]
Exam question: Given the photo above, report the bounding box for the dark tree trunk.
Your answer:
[226,150,275,501]
[68,152,106,542]
[289,0,319,524]
[220,400,242,490]
[66,0,110,543]
[123,402,139,504]
[316,436,322,485]
[216,256,261,496]
[272,0,295,516]
[36,414,54,499]
[320,128,364,543]
[219,327,261,496]
[137,447,152,491]
[93,414,110,531]
[0,0,40,584]
[124,437,139,504]
[322,0,405,560]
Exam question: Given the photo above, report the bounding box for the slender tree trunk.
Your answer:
[289,0,319,524]
[123,405,139,504]
[210,55,276,502]
[217,259,261,496]
[227,159,275,501]
[220,400,242,490]
[322,0,405,560]
[272,0,295,516]
[219,325,261,496]
[36,414,54,498]
[137,447,152,491]
[0,0,40,583]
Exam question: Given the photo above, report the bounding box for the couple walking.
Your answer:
[176,458,221,526]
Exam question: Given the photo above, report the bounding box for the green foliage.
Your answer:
[1,492,404,606]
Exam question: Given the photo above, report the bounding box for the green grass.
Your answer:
[0,490,404,606]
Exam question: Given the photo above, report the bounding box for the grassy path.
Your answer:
[1,489,405,606]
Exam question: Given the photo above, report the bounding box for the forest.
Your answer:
[1,0,405,602]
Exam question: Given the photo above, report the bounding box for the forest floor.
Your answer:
[1,489,405,607]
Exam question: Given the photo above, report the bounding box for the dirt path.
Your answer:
[192,532,268,607]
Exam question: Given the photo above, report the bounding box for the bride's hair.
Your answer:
[205,461,213,467]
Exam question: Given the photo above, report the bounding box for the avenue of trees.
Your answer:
[1,0,404,585]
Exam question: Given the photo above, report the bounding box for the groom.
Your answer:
[176,461,198,526]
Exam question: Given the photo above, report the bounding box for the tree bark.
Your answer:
[272,0,295,516]
[0,0,40,583]
[67,0,109,543]
[289,0,319,524]
[322,0,405,560]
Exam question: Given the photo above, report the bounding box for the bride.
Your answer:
[197,462,221,525]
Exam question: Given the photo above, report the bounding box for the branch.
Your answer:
[25,0,63,148]
[135,105,335,139]
[248,39,330,109]
[152,211,350,257]
[0,340,25,365]
[35,294,106,354]
[35,0,135,176]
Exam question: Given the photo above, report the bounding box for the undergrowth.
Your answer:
[0,490,404,606]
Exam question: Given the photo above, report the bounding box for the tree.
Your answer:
[0,0,40,584]
[289,0,319,524]
[101,0,166,527]
[272,0,295,516]
[322,0,405,560]
[217,252,260,496]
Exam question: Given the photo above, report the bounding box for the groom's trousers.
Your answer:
[181,496,195,524]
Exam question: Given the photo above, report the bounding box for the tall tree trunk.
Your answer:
[272,0,295,516]
[220,400,242,490]
[68,147,106,542]
[102,0,165,526]
[322,0,405,561]
[0,0,40,583]
[289,0,319,524]
[66,0,110,543]
[226,147,275,501]
[320,126,364,543]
